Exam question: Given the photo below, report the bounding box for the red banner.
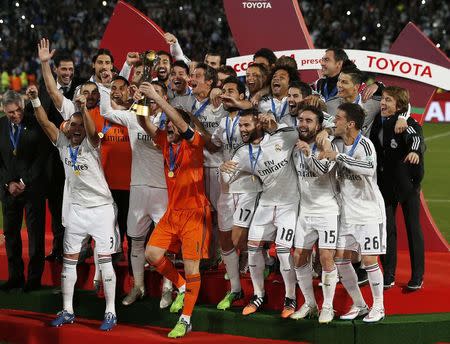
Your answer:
[99,1,168,68]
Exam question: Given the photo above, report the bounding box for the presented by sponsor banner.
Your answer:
[226,49,450,90]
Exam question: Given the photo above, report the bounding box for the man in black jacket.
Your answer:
[370,86,425,291]
[25,51,82,262]
[0,90,51,291]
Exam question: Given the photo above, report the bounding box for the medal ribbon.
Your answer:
[68,145,80,173]
[271,98,287,121]
[347,132,362,157]
[168,143,181,173]
[225,113,240,146]
[249,144,262,176]
[191,99,210,117]
[101,119,112,136]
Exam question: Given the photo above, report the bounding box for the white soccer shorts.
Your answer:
[204,167,221,211]
[294,214,339,250]
[336,222,386,255]
[64,203,120,255]
[248,202,299,248]
[217,192,259,231]
[127,185,168,238]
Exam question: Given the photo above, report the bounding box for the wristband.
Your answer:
[31,98,41,108]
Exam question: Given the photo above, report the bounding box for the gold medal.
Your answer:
[98,132,104,139]
[168,171,174,178]
[12,149,17,156]
[74,170,80,176]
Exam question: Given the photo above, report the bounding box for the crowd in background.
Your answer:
[0,0,449,93]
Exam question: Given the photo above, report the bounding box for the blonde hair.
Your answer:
[383,86,410,113]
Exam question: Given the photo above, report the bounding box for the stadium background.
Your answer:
[0,0,449,240]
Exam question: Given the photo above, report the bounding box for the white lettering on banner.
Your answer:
[242,1,272,9]
[424,101,450,122]
[227,49,450,89]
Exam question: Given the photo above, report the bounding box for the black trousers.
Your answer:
[381,188,425,282]
[2,193,46,284]
[111,189,132,267]
[46,154,65,256]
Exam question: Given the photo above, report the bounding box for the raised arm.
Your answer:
[26,85,59,144]
[132,90,158,138]
[139,82,190,134]
[77,95,100,147]
[38,38,64,111]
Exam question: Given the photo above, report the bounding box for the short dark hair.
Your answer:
[217,65,237,77]
[275,55,298,70]
[325,48,349,63]
[92,48,114,64]
[81,81,99,91]
[157,50,172,65]
[341,62,364,85]
[222,76,246,95]
[289,81,312,98]
[337,103,365,130]
[299,105,324,125]
[112,75,130,86]
[53,51,74,67]
[270,65,300,85]
[205,51,223,65]
[151,80,168,96]
[239,108,259,118]
[195,62,218,89]
[173,60,189,75]
[253,48,277,66]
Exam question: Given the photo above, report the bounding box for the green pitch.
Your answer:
[0,123,449,243]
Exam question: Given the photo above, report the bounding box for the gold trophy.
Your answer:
[129,50,159,116]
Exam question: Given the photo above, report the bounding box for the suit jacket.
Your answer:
[370,113,425,203]
[0,113,51,202]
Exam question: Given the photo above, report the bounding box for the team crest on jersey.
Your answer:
[390,139,398,149]
[275,144,282,152]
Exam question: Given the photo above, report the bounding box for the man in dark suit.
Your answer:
[25,51,82,262]
[0,90,51,291]
[370,86,425,291]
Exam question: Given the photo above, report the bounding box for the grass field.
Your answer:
[0,123,449,243]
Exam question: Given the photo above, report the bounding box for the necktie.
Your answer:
[13,124,19,141]
[61,86,69,95]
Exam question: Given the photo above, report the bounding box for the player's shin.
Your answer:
[248,244,265,297]
[61,257,78,314]
[99,256,117,315]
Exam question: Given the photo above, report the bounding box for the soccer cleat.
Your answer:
[242,295,264,316]
[217,290,244,310]
[281,297,297,318]
[99,312,117,331]
[160,287,173,309]
[290,303,319,320]
[318,306,335,324]
[50,310,75,327]
[170,292,185,313]
[167,318,192,338]
[384,281,395,289]
[122,286,145,306]
[363,307,385,323]
[340,304,369,320]
[407,279,423,291]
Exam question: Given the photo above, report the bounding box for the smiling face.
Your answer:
[320,50,342,78]
[271,69,290,98]
[80,84,100,109]
[380,92,398,117]
[239,114,261,143]
[155,54,171,82]
[68,114,86,146]
[93,54,113,81]
[190,67,211,96]
[221,82,243,111]
[204,54,221,69]
[245,65,265,95]
[297,110,320,142]
[55,60,74,86]
[166,120,181,144]
[287,87,303,113]
[110,79,129,106]
[170,65,189,93]
[337,73,359,101]
[333,109,350,138]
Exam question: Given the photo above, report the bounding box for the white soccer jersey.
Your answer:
[228,126,300,206]
[258,95,289,123]
[281,113,298,128]
[170,94,226,167]
[56,133,113,207]
[293,142,340,215]
[333,134,385,224]
[103,109,166,189]
[212,114,262,194]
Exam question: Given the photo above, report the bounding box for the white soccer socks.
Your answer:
[99,256,117,315]
[248,245,265,297]
[61,257,78,314]
[295,263,317,307]
[222,247,241,293]
[276,246,296,300]
[336,258,366,307]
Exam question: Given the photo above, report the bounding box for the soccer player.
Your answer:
[209,77,262,310]
[28,86,119,331]
[282,81,313,128]
[370,86,425,290]
[322,103,386,323]
[137,81,212,338]
[290,106,340,323]
[245,63,269,102]
[168,60,191,100]
[221,113,299,318]
[102,77,172,308]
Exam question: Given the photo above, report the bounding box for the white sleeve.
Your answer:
[305,155,337,176]
[211,125,223,148]
[55,130,69,148]
[170,41,191,64]
[119,61,132,81]
[58,97,76,120]
[103,110,130,127]
[220,147,249,184]
[336,141,376,176]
